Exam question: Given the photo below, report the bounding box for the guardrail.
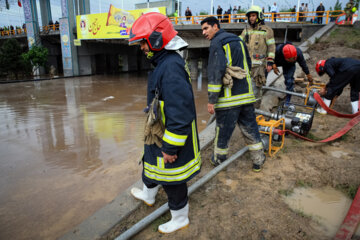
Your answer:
[169,10,344,25]
[0,24,59,37]
[0,10,344,38]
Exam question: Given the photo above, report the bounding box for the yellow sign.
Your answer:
[74,39,81,46]
[76,6,166,40]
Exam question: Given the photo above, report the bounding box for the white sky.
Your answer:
[0,0,344,28]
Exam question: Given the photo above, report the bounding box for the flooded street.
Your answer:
[0,73,209,240]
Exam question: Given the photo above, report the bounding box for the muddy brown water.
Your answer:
[0,73,209,240]
[285,187,360,238]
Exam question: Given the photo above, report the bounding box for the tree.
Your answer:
[0,39,27,79]
[22,45,49,73]
[329,0,343,20]
[355,0,360,9]
[334,0,342,11]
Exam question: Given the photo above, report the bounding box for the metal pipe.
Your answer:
[262,86,306,98]
[115,146,249,240]
[254,109,280,119]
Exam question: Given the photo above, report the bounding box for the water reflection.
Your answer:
[0,72,209,240]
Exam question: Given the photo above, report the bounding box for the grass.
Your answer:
[151,214,169,232]
[305,132,323,141]
[339,133,350,141]
[280,146,289,153]
[294,209,312,218]
[278,188,294,196]
[296,179,313,188]
[328,27,360,49]
[336,184,359,199]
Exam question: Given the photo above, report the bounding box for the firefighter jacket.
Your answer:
[239,23,275,67]
[275,43,310,75]
[207,29,255,110]
[323,57,360,99]
[144,49,201,185]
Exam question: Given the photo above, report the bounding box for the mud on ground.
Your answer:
[101,27,360,240]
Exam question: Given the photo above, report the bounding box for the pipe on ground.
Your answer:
[262,86,306,98]
[115,146,249,240]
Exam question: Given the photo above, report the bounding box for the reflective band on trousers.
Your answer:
[215,147,228,155]
[248,142,263,151]
[163,129,187,146]
[214,126,228,155]
[208,84,222,92]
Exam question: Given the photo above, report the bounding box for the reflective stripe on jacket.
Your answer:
[207,29,256,110]
[144,50,201,185]
[239,24,275,66]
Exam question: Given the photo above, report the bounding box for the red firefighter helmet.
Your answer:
[282,44,297,62]
[316,60,326,75]
[128,12,177,51]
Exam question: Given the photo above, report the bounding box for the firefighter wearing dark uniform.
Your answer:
[274,43,313,105]
[128,12,201,234]
[316,58,360,114]
[240,5,276,107]
[201,16,265,172]
[345,0,356,24]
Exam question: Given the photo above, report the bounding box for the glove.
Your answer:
[306,74,313,83]
[273,64,279,75]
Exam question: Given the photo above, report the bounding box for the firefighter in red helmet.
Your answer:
[315,58,360,114]
[129,12,201,234]
[273,43,313,106]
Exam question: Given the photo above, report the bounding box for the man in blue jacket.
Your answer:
[316,58,360,114]
[273,43,313,105]
[201,16,265,172]
[128,13,201,234]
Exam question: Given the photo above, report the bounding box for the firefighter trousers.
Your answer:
[143,174,188,210]
[213,104,265,165]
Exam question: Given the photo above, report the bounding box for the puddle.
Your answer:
[284,186,360,238]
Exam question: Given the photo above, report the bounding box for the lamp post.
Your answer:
[211,0,213,14]
[177,0,180,16]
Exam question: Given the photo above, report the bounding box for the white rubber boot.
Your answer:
[158,203,189,234]
[316,98,331,115]
[130,184,160,206]
[351,101,359,114]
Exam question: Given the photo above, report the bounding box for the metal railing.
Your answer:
[169,10,344,25]
[0,24,59,37]
[0,10,344,37]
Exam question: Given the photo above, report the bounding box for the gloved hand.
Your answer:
[273,64,279,75]
[306,74,313,83]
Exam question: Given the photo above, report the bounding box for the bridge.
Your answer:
[0,3,344,77]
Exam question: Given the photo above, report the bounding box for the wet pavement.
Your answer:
[0,73,209,240]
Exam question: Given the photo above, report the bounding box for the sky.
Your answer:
[0,0,345,28]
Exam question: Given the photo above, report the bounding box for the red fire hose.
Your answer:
[334,186,360,240]
[277,93,360,239]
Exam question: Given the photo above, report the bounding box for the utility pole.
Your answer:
[211,0,213,14]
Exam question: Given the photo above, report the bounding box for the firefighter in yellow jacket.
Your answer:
[240,5,275,107]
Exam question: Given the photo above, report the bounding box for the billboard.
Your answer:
[76,5,166,40]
